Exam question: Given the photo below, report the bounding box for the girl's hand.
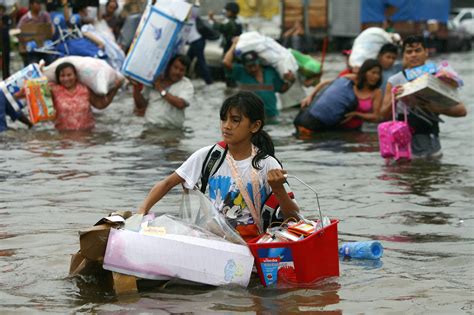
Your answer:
[340,111,356,124]
[267,169,288,193]
[300,95,312,108]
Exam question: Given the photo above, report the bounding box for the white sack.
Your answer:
[236,31,298,79]
[349,27,400,68]
[43,56,124,95]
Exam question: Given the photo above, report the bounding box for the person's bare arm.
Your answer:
[89,80,122,109]
[155,81,188,110]
[300,79,333,108]
[344,89,383,123]
[267,169,299,220]
[223,38,238,70]
[380,82,394,120]
[137,172,185,215]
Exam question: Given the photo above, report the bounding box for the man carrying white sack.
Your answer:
[132,54,194,130]
[224,37,295,121]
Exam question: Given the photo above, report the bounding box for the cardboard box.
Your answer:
[397,74,461,109]
[103,228,255,287]
[69,251,104,276]
[79,223,121,261]
[121,2,191,86]
[17,23,53,53]
[0,63,43,112]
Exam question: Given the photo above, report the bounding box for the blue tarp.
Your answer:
[361,0,450,23]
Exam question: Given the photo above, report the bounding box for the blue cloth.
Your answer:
[0,91,22,132]
[360,0,449,23]
[55,38,106,59]
[308,77,357,126]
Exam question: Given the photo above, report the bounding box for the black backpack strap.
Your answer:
[200,142,227,193]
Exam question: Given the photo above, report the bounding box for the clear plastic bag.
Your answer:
[179,189,246,245]
[123,189,245,245]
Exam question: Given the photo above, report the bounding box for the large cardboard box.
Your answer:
[0,63,43,112]
[397,74,461,109]
[103,228,255,287]
[121,2,191,86]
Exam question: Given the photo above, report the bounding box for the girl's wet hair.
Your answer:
[356,58,382,90]
[220,91,278,170]
[55,62,77,83]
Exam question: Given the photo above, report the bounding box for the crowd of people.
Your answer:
[0,1,469,239]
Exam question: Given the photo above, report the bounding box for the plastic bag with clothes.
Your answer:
[349,27,401,68]
[435,60,464,87]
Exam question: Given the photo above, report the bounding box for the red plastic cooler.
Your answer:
[247,219,339,286]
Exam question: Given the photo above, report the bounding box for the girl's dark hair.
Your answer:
[55,62,77,83]
[219,91,276,170]
[166,54,190,77]
[356,58,382,90]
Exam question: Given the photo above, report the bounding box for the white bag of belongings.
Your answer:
[122,1,192,86]
[349,27,401,68]
[0,63,43,112]
[43,56,125,95]
[235,31,298,79]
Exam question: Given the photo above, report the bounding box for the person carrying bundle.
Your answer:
[136,91,299,241]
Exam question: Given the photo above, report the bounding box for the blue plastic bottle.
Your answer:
[339,241,383,260]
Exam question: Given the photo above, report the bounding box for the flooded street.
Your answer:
[1,51,473,313]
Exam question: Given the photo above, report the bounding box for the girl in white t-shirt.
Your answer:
[138,91,299,240]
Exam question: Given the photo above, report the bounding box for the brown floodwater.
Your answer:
[1,51,473,313]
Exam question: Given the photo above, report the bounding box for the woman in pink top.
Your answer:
[341,59,383,130]
[50,62,121,131]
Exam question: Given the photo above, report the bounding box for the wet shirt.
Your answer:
[142,77,194,129]
[176,145,288,228]
[50,83,95,131]
[381,63,403,95]
[227,64,283,118]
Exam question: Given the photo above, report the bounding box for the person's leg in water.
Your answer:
[188,37,213,85]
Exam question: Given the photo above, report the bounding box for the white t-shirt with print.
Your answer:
[143,77,194,129]
[176,145,290,227]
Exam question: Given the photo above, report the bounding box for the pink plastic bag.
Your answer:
[378,89,412,162]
